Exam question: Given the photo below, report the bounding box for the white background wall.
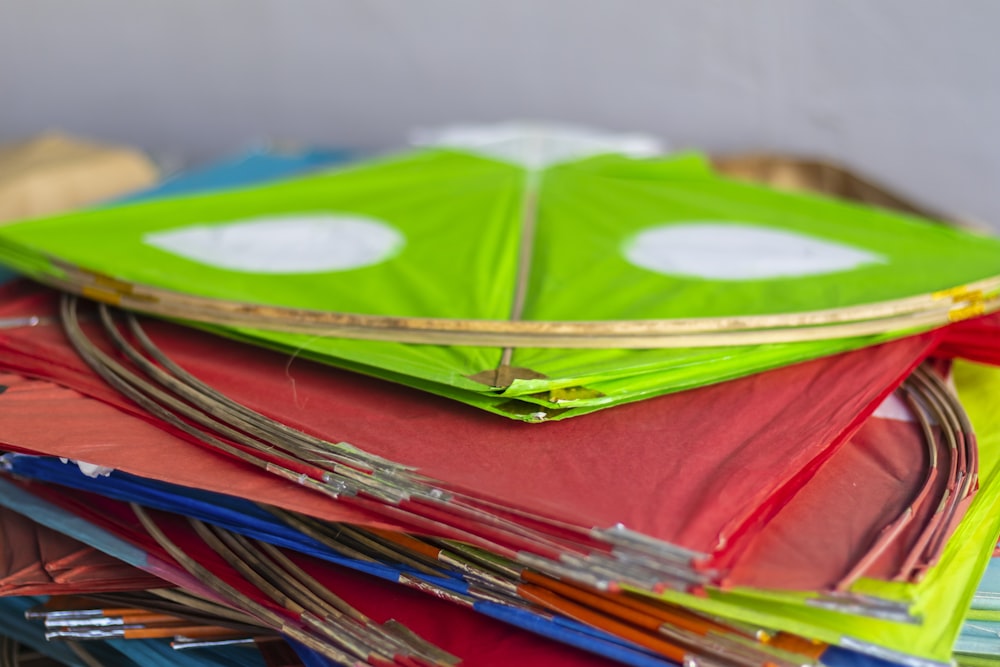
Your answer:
[2,1,998,228]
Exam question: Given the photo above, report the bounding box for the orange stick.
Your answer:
[366,528,443,561]
[122,625,248,640]
[518,583,690,662]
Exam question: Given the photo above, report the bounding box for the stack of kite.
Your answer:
[0,124,999,667]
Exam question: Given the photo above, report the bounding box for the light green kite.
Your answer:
[0,125,998,419]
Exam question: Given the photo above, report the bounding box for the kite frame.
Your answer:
[34,256,1000,349]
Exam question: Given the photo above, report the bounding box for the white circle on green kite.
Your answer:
[143,214,405,273]
[623,221,885,280]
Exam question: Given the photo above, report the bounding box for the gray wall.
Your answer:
[2,1,998,228]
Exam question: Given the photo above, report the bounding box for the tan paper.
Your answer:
[0,132,158,223]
